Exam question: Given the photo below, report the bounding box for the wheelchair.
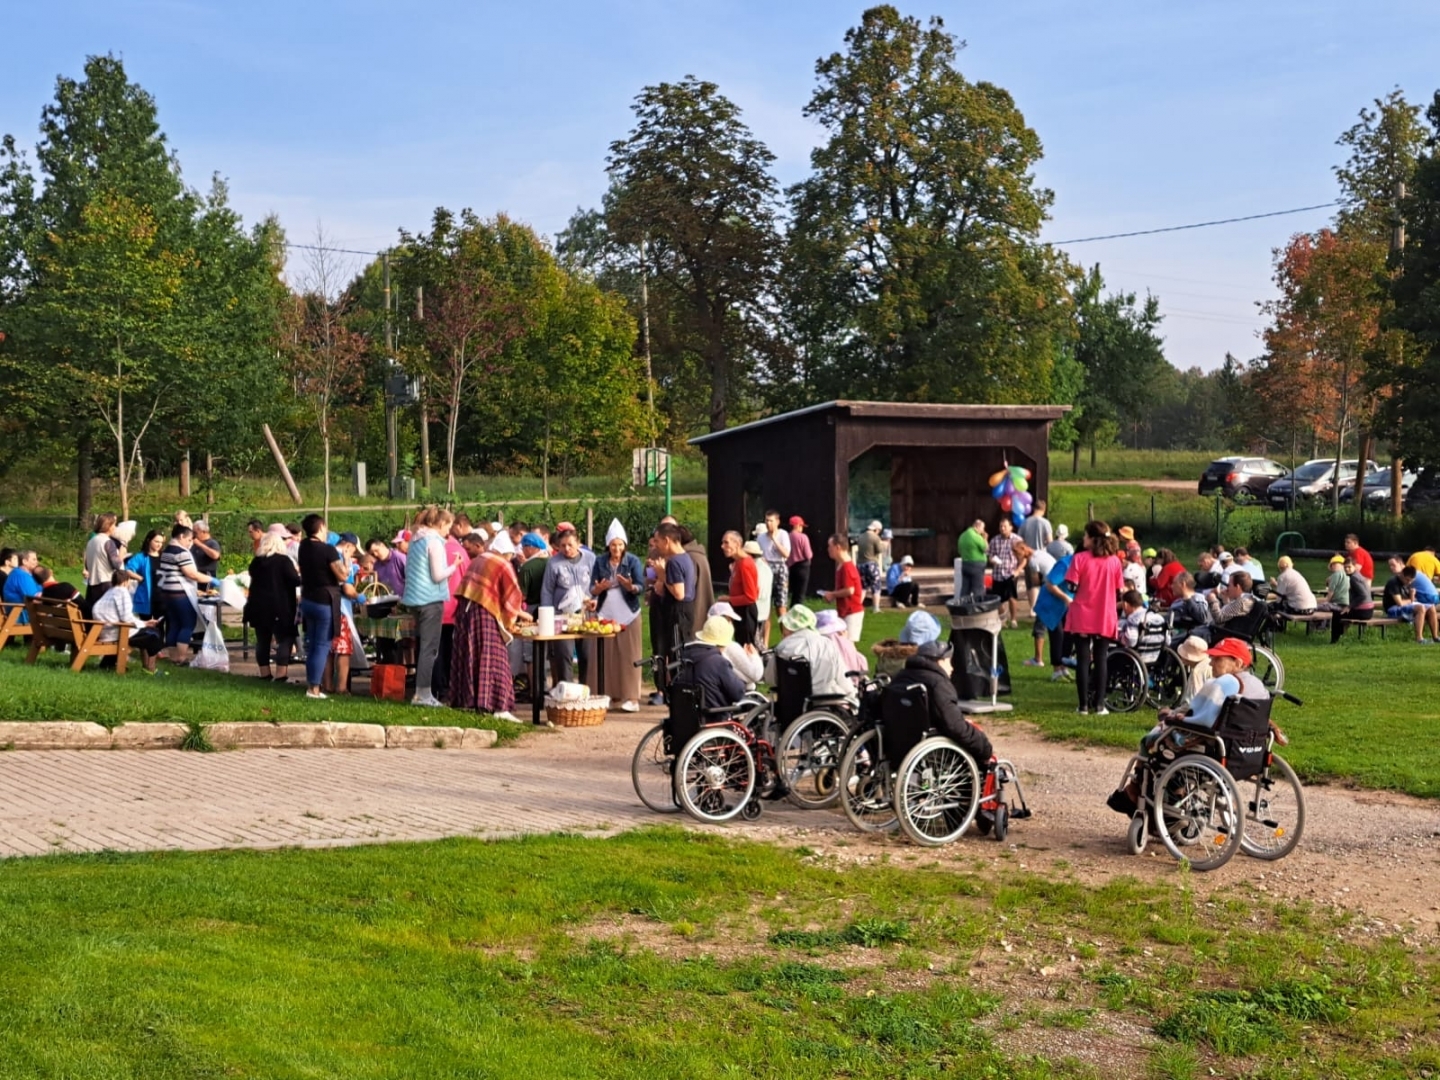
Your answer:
[1210,606,1285,692]
[772,656,863,810]
[855,680,1030,846]
[1115,691,1305,870]
[1106,610,1185,713]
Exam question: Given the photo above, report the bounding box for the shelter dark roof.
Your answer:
[688,400,1072,447]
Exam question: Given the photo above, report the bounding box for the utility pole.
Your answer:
[1392,179,1406,523]
[416,284,432,492]
[384,252,398,499]
[639,233,657,443]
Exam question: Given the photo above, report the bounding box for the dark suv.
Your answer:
[1265,458,1377,509]
[1197,457,1289,500]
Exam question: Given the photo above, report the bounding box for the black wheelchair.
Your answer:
[1115,691,1305,870]
[772,656,863,810]
[838,680,1030,846]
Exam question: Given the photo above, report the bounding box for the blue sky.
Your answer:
[5,1,1439,371]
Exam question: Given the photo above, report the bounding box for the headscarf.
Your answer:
[456,551,525,642]
[521,532,547,552]
[489,530,516,556]
[605,518,627,546]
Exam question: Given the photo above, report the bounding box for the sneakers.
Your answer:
[1095,707,1110,717]
[1060,656,1077,669]
[412,693,443,708]
[647,692,665,706]
[305,689,328,700]
[1022,658,1044,667]
[1076,707,1089,715]
[493,710,520,724]
[1050,668,1073,682]
[619,700,640,713]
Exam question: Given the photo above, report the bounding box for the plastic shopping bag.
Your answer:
[219,573,250,610]
[191,609,230,672]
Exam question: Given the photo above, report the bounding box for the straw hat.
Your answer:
[695,615,735,648]
[1176,636,1210,664]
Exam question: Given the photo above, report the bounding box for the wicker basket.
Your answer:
[546,696,610,727]
[871,639,917,676]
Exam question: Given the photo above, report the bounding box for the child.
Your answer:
[1118,589,1147,648]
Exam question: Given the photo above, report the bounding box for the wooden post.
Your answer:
[262,424,304,505]
[179,450,191,498]
[205,451,215,505]
[586,507,594,551]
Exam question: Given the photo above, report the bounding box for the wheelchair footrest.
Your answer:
[1008,807,1033,820]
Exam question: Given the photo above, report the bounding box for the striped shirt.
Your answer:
[155,544,197,594]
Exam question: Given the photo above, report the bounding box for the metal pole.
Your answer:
[416,285,432,492]
[665,452,672,517]
[384,253,398,499]
[1392,179,1407,523]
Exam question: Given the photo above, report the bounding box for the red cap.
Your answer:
[391,529,411,544]
[1206,638,1252,665]
[556,521,576,533]
[789,516,805,528]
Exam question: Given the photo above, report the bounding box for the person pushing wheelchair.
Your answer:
[1106,637,1269,816]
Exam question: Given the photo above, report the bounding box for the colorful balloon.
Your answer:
[989,470,1008,488]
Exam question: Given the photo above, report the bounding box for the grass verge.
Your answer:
[0,648,526,742]
[0,829,1433,1078]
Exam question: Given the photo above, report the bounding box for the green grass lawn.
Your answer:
[1048,449,1220,482]
[0,648,527,742]
[0,829,1433,1079]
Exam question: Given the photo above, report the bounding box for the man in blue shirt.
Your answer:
[1,550,41,624]
[1400,564,1439,643]
[541,528,596,684]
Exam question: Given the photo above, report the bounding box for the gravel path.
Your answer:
[2,708,1436,933]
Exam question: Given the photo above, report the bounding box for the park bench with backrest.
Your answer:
[24,596,133,673]
[0,601,33,650]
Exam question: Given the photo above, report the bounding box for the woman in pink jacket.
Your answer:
[1062,521,1123,715]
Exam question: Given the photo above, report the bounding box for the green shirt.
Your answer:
[1325,568,1348,603]
[958,527,987,563]
[518,556,547,608]
[856,531,883,564]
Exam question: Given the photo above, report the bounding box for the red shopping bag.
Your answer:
[370,663,408,701]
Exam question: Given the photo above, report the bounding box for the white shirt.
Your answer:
[756,529,790,563]
[91,587,145,643]
[722,641,765,689]
[767,629,856,705]
[754,556,773,612]
[1123,561,1147,598]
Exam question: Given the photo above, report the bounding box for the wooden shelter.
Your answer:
[689,400,1070,585]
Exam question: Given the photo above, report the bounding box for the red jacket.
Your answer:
[729,555,759,607]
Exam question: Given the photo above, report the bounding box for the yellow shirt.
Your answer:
[1407,550,1440,580]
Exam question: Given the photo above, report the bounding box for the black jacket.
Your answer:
[246,554,302,626]
[897,655,993,764]
[674,642,747,711]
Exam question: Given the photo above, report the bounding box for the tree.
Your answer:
[1335,90,1429,245]
[287,233,367,520]
[1068,266,1168,471]
[1389,92,1440,466]
[781,5,1075,407]
[606,77,780,432]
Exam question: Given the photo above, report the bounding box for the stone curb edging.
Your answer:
[0,721,499,752]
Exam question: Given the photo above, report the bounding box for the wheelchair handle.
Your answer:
[1276,689,1303,707]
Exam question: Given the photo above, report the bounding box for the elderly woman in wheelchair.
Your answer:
[1107,637,1305,870]
[851,637,1030,846]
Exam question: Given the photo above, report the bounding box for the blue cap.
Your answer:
[338,532,360,546]
[520,532,547,550]
[899,610,942,646]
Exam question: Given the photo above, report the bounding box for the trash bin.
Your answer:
[946,597,1011,701]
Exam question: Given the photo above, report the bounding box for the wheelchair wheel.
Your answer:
[1148,647,1185,710]
[675,727,756,824]
[839,728,898,833]
[1105,649,1147,713]
[992,802,1009,842]
[1151,754,1243,871]
[895,737,981,846]
[631,724,680,814]
[1252,644,1285,692]
[778,710,850,810]
[1126,812,1148,855]
[1238,754,1305,861]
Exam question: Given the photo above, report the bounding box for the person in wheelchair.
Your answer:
[1107,637,1266,815]
[765,604,857,707]
[673,615,749,712]
[889,637,993,767]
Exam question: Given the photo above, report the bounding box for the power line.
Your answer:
[1050,201,1340,245]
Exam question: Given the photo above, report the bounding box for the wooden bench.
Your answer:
[0,601,33,650]
[1348,615,1402,640]
[24,597,133,673]
[1278,611,1331,636]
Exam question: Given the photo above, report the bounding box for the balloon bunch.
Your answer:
[989,463,1033,526]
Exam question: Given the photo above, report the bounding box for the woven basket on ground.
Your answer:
[871,639,917,676]
[546,696,610,727]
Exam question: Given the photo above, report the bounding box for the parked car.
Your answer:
[1403,468,1440,512]
[1265,459,1378,510]
[1197,456,1289,500]
[1339,467,1416,508]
